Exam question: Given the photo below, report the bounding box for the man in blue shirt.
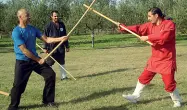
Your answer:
[8,8,68,110]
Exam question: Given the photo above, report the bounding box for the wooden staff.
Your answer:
[44,0,97,60]
[36,43,76,80]
[83,4,153,46]
[0,90,9,96]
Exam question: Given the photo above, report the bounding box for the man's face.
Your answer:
[148,12,158,24]
[51,12,59,22]
[20,12,30,24]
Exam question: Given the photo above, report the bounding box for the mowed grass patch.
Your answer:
[0,34,187,110]
[69,34,147,49]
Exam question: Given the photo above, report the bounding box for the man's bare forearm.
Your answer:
[19,45,40,62]
[41,35,68,43]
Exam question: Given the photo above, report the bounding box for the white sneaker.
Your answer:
[122,94,139,103]
[170,89,182,108]
[173,101,181,107]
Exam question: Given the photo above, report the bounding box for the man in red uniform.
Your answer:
[119,7,182,107]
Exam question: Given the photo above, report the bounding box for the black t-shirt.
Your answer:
[43,21,69,53]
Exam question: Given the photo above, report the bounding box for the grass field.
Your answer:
[0,34,187,110]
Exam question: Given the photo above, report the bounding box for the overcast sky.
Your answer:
[0,0,9,3]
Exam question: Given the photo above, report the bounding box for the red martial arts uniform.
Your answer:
[120,19,176,92]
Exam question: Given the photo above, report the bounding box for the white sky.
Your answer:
[0,0,9,3]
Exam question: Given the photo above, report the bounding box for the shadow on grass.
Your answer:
[70,86,135,104]
[18,86,133,110]
[19,101,68,110]
[77,68,135,79]
[138,93,187,105]
[182,101,187,106]
[0,48,14,53]
[92,92,187,110]
[0,43,13,47]
[92,104,129,110]
[18,85,155,109]
[69,84,154,104]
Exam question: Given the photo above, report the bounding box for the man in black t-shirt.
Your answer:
[43,10,69,80]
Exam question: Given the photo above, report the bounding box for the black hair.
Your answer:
[51,10,59,16]
[148,7,165,18]
[164,16,173,20]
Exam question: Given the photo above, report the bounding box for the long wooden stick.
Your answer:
[0,90,9,96]
[83,4,153,46]
[36,43,76,80]
[44,0,97,60]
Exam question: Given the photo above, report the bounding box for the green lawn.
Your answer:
[0,34,187,110]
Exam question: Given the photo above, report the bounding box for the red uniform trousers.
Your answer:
[138,69,176,92]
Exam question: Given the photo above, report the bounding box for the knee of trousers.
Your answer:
[138,76,153,85]
[164,82,176,92]
[138,70,156,85]
[45,70,56,81]
[50,72,56,80]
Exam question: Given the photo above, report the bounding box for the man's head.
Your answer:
[148,7,165,24]
[17,8,30,24]
[51,10,59,23]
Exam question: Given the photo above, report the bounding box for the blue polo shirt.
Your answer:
[12,25,42,61]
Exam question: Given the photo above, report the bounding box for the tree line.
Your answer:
[0,0,187,36]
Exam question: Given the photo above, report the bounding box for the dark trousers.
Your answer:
[8,60,56,110]
[45,48,65,66]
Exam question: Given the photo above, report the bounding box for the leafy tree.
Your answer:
[0,2,6,32]
[1,0,187,35]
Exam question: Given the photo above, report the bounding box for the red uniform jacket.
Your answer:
[120,19,176,74]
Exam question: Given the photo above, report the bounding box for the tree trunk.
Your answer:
[91,30,95,48]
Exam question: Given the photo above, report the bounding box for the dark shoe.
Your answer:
[7,105,18,110]
[7,106,18,110]
[61,77,69,81]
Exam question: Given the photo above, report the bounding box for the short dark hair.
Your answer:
[51,10,59,16]
[149,7,165,18]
